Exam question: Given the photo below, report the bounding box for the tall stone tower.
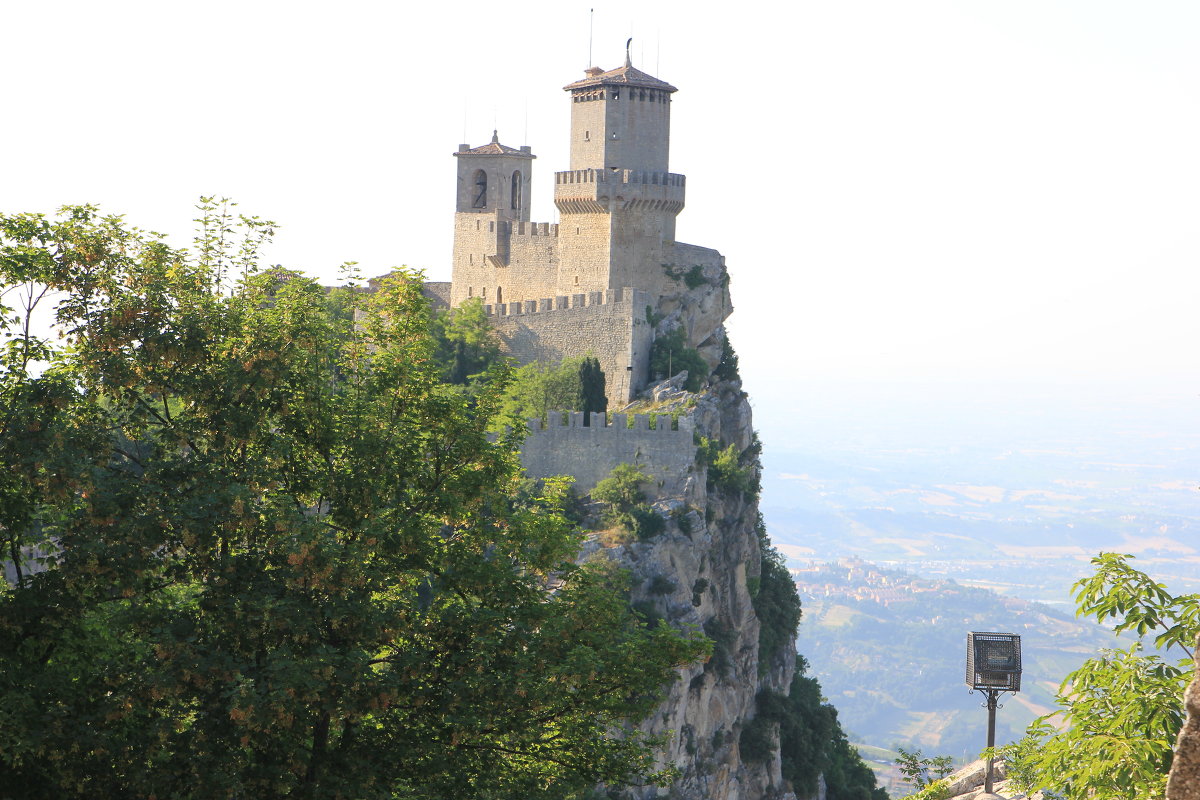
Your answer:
[554,55,686,297]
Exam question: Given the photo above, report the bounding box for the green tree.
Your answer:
[1010,553,1199,799]
[894,747,953,791]
[0,205,708,800]
[648,327,707,391]
[591,464,664,541]
[577,356,607,422]
[428,296,500,385]
[495,357,585,427]
[746,661,886,800]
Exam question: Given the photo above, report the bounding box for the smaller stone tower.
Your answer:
[450,132,553,307]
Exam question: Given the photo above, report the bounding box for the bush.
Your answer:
[696,436,756,496]
[591,464,665,541]
[752,514,802,675]
[647,575,676,596]
[649,327,707,391]
[712,333,741,382]
[739,716,775,764]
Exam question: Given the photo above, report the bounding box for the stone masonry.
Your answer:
[439,52,728,407]
[519,411,696,496]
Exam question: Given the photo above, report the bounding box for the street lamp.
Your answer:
[966,632,1022,794]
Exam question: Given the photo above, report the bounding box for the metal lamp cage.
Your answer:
[966,632,1022,692]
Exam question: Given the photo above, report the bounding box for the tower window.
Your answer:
[584,130,590,142]
[472,169,487,208]
[511,170,522,210]
[497,286,503,304]
[468,286,473,297]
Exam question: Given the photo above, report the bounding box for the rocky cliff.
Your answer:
[576,374,799,800]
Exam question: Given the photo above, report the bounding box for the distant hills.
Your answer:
[791,559,1116,759]
[754,386,1200,758]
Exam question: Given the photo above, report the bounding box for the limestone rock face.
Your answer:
[1168,637,1200,799]
[598,376,796,800]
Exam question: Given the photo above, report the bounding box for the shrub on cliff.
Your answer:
[745,661,887,800]
[649,326,707,391]
[591,463,664,541]
[0,203,708,800]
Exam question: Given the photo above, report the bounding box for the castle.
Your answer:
[439,52,731,407]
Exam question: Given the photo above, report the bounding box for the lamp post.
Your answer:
[966,632,1022,794]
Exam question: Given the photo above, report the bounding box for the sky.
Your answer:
[3,1,1199,424]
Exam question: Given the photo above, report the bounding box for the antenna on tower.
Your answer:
[588,8,593,67]
[625,36,633,67]
[656,28,660,74]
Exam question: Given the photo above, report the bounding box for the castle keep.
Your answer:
[445,54,730,406]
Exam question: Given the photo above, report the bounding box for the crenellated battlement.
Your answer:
[554,169,686,215]
[527,410,694,437]
[554,168,685,188]
[484,286,650,318]
[519,410,697,494]
[503,220,560,238]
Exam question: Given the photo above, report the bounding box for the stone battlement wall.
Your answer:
[487,287,652,405]
[484,286,646,318]
[555,168,685,188]
[520,411,697,495]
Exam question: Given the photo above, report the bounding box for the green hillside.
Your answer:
[794,559,1117,760]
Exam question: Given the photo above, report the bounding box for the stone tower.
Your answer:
[443,57,726,407]
[555,55,686,297]
[449,132,553,308]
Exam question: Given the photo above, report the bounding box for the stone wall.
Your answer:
[450,213,560,307]
[486,287,653,405]
[519,410,696,495]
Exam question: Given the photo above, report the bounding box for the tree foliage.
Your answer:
[590,464,664,541]
[1007,553,1199,799]
[495,357,584,427]
[648,327,707,392]
[577,356,607,420]
[0,204,708,800]
[751,514,801,676]
[428,296,500,386]
[748,660,887,800]
[893,746,953,793]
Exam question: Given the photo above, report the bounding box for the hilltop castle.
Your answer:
[438,54,731,406]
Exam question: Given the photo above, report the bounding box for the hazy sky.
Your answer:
[4,1,1198,408]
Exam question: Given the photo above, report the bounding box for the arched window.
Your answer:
[496,286,503,304]
[472,169,487,208]
[511,170,522,210]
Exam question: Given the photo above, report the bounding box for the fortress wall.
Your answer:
[556,212,615,296]
[507,223,560,276]
[487,288,652,405]
[520,411,697,495]
[451,214,558,306]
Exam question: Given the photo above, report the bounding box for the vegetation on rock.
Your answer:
[591,463,665,541]
[0,204,709,800]
[649,327,707,391]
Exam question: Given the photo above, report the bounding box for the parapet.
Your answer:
[554,169,685,188]
[554,169,686,215]
[484,286,650,318]
[527,411,694,437]
[519,410,697,495]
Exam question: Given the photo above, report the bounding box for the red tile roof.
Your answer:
[564,63,677,93]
